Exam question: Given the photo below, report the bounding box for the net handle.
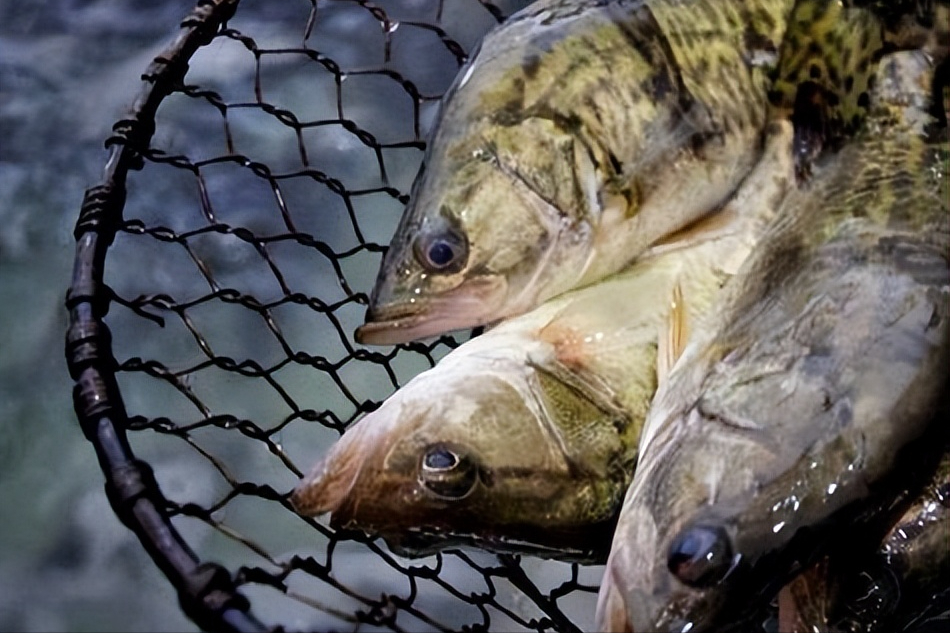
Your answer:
[64,1,273,631]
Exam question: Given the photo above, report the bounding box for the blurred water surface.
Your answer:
[0,2,203,629]
[1,1,561,631]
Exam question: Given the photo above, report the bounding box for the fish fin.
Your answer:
[657,282,688,388]
[777,558,833,633]
[647,205,739,255]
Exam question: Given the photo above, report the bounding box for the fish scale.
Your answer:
[357,0,797,345]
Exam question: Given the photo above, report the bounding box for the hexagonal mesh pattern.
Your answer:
[66,1,602,631]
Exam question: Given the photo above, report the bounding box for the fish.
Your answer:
[355,0,922,346]
[776,443,950,633]
[851,444,950,632]
[291,122,798,561]
[355,0,798,345]
[596,49,949,633]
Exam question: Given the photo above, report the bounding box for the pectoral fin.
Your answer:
[657,282,689,387]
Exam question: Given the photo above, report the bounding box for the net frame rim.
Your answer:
[64,1,274,631]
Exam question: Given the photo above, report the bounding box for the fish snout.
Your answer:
[290,425,377,517]
[356,274,509,345]
[290,455,355,517]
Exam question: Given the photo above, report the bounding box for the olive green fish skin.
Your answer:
[597,51,949,633]
[357,0,797,345]
[291,124,797,562]
[769,0,950,167]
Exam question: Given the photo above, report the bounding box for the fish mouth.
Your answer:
[290,454,356,517]
[355,275,507,345]
[290,413,387,517]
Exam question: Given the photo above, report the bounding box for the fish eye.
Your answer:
[419,443,478,499]
[667,524,733,588]
[413,228,467,274]
[423,447,458,470]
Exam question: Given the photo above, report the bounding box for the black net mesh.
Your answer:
[65,1,604,631]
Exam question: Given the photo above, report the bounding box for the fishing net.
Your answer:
[65,1,604,631]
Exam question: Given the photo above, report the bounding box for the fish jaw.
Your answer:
[598,558,711,633]
[356,272,508,345]
[596,426,738,633]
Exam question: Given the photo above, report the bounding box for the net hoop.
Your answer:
[64,2,271,631]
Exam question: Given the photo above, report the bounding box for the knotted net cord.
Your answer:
[65,1,602,631]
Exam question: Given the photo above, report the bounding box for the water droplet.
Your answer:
[827,483,838,495]
[458,63,477,89]
[772,521,785,533]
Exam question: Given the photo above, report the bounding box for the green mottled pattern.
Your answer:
[770,1,883,134]
[600,49,949,633]
[359,0,800,344]
[359,0,936,345]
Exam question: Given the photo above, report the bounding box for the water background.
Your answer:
[0,1,203,630]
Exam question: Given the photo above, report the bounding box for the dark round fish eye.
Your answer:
[667,524,733,588]
[419,443,478,499]
[423,447,458,471]
[413,228,467,274]
[427,240,455,268]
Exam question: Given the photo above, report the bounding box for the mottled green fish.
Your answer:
[356,0,798,345]
[597,50,949,633]
[291,124,796,560]
[356,0,920,346]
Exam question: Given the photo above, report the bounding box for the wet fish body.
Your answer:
[292,124,797,560]
[786,445,950,633]
[597,50,950,633]
[356,0,924,345]
[357,0,798,345]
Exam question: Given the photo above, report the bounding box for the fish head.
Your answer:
[291,350,629,560]
[598,258,950,632]
[596,407,762,633]
[356,54,604,346]
[597,340,824,633]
